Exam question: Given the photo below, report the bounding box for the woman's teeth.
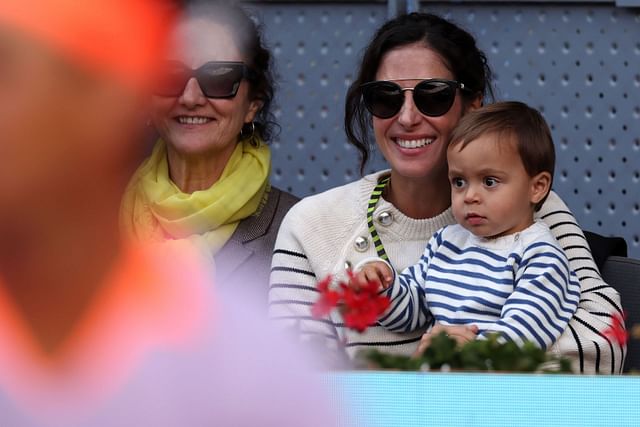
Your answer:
[177,116,212,125]
[395,138,434,149]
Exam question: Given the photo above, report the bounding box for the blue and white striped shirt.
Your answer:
[379,221,581,349]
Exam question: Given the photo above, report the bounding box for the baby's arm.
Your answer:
[479,240,581,349]
[354,231,444,334]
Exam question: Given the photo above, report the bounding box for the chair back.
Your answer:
[601,256,640,373]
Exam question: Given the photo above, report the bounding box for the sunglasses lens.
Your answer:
[154,62,190,97]
[413,81,456,117]
[198,64,244,98]
[362,82,404,119]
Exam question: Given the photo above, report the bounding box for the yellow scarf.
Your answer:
[120,137,271,255]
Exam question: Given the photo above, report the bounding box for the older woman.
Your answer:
[121,1,297,293]
[269,12,625,373]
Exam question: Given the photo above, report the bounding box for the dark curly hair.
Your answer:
[183,0,278,142]
[345,12,494,173]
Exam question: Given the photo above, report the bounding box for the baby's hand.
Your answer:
[354,261,393,291]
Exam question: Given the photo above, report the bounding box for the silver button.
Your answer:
[514,233,520,242]
[354,236,370,252]
[377,211,393,226]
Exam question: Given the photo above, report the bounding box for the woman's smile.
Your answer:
[175,115,215,125]
[388,134,440,159]
[392,137,435,149]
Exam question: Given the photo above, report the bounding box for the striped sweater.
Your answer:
[268,171,625,373]
[373,222,581,350]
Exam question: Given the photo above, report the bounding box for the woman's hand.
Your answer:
[353,261,393,291]
[413,323,479,357]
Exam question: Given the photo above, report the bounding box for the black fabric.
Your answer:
[601,256,640,372]
[583,230,628,271]
[215,187,299,302]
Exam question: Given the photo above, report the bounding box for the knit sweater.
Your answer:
[268,171,625,374]
[375,222,581,350]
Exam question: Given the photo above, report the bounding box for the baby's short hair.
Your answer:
[448,101,555,209]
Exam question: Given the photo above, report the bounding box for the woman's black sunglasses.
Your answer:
[360,79,469,119]
[154,61,255,99]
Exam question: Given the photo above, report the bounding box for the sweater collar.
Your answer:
[357,170,456,238]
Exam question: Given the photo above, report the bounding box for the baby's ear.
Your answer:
[530,171,552,205]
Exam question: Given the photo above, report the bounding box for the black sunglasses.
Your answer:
[361,79,469,119]
[154,61,255,98]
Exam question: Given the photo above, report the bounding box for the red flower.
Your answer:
[603,311,628,346]
[311,272,390,333]
[311,275,339,318]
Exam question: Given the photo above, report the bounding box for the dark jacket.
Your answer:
[214,187,299,300]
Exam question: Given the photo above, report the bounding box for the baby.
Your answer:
[356,101,581,350]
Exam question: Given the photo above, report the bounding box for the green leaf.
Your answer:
[362,331,573,374]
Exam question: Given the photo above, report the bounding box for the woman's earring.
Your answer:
[240,122,258,146]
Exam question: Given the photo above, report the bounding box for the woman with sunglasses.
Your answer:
[121,1,297,296]
[269,12,624,373]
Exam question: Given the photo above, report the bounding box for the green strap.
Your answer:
[367,176,391,262]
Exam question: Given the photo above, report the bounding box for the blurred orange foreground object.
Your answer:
[0,243,211,424]
[0,0,176,88]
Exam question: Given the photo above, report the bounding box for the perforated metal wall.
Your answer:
[249,2,640,257]
[249,3,387,194]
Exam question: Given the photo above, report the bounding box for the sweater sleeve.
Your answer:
[537,191,626,373]
[478,240,581,350]
[267,206,345,361]
[377,231,440,333]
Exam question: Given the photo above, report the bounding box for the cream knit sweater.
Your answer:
[269,171,625,374]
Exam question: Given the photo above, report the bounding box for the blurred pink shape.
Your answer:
[0,242,337,426]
